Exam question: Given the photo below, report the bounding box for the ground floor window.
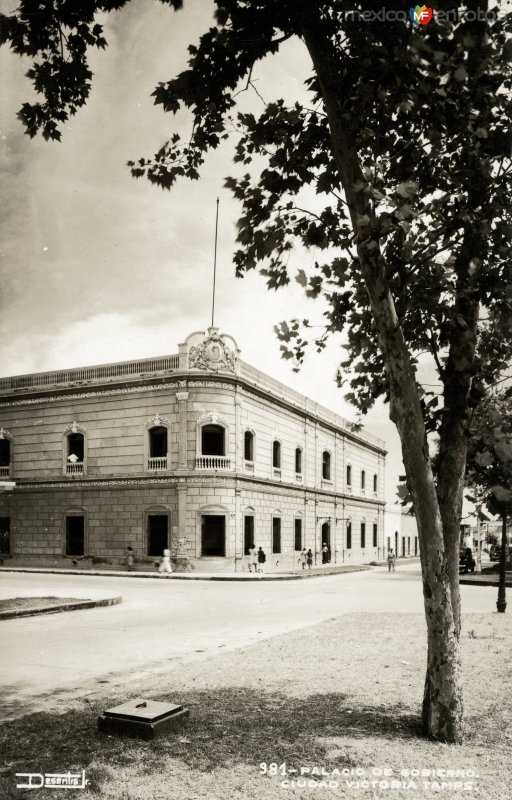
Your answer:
[66,516,85,556]
[373,523,378,548]
[346,522,352,549]
[0,517,10,554]
[244,516,254,555]
[148,514,169,557]
[402,536,406,557]
[408,536,411,555]
[360,522,366,549]
[415,537,418,556]
[272,517,281,554]
[294,518,302,551]
[202,515,225,557]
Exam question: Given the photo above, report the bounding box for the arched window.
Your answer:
[346,463,352,487]
[272,440,281,469]
[361,469,366,491]
[149,426,167,458]
[148,426,168,470]
[295,447,302,474]
[66,431,85,475]
[244,430,254,462]
[322,450,331,481]
[202,424,225,456]
[0,429,11,477]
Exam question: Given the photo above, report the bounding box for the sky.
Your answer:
[0,0,410,504]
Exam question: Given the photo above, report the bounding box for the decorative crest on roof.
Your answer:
[188,328,237,373]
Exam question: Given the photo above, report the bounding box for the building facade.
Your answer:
[384,505,419,559]
[0,328,386,572]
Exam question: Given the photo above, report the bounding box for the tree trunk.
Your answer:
[297,2,464,741]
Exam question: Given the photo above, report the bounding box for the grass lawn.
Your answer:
[0,597,87,613]
[1,611,511,799]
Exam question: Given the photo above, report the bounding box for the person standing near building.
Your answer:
[257,546,266,573]
[248,544,258,573]
[159,547,172,576]
[126,546,134,572]
[306,548,313,570]
[322,543,329,564]
[387,548,396,572]
[300,549,307,570]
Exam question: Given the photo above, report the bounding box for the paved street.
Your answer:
[0,566,498,721]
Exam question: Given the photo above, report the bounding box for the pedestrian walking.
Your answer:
[257,546,266,573]
[306,548,313,570]
[126,546,134,572]
[248,544,258,573]
[387,548,396,572]
[159,547,172,576]
[300,549,307,570]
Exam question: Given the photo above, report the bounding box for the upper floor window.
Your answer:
[202,424,225,456]
[148,426,168,471]
[149,426,167,458]
[66,432,84,475]
[272,440,281,469]
[244,430,254,462]
[361,469,366,491]
[373,473,378,493]
[322,451,331,481]
[0,430,11,477]
[295,447,302,474]
[346,464,352,487]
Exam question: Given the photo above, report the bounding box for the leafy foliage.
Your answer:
[466,389,512,515]
[0,0,182,140]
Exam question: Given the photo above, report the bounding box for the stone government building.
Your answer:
[0,328,387,572]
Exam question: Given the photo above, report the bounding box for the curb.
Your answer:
[459,577,512,588]
[0,565,371,581]
[0,594,122,620]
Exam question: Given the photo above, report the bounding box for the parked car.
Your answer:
[459,547,476,574]
[489,544,500,561]
[489,544,510,562]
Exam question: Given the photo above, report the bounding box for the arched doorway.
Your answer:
[321,521,331,563]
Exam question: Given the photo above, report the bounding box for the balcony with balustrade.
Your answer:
[195,456,232,470]
[148,457,168,471]
[66,462,84,476]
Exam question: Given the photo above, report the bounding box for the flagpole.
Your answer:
[211,197,219,328]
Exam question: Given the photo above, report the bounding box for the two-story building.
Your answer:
[0,328,386,571]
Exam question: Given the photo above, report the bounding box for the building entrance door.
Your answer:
[321,521,331,563]
[148,515,168,556]
[66,516,84,556]
[202,515,226,557]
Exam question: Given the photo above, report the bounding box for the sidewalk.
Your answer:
[0,563,371,581]
[0,557,422,581]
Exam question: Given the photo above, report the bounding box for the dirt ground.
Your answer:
[1,609,511,800]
